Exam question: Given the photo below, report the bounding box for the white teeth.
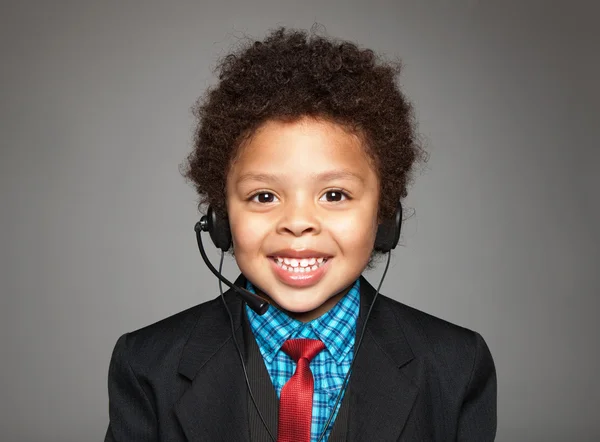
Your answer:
[274,256,328,266]
[272,257,329,272]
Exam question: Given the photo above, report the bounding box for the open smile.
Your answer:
[268,256,331,288]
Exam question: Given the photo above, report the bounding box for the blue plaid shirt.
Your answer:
[245,279,359,441]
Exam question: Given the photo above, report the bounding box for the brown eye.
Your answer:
[322,190,349,202]
[250,192,277,203]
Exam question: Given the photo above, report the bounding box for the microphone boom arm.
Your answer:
[194,221,269,315]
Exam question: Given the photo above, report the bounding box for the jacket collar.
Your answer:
[174,273,419,442]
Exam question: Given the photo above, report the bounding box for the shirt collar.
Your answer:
[245,278,360,365]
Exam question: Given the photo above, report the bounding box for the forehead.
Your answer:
[228,118,376,181]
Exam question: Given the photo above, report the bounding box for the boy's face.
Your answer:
[226,117,380,321]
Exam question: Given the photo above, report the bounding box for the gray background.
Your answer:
[1,0,598,441]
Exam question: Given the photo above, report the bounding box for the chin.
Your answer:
[272,296,324,314]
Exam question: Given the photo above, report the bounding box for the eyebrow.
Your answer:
[236,169,365,185]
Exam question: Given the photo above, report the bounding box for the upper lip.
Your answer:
[269,249,331,259]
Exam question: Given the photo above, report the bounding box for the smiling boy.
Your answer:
[105,27,497,441]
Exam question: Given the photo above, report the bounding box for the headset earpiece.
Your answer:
[373,201,402,252]
[200,201,402,253]
[200,206,232,252]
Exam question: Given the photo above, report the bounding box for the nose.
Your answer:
[276,199,321,237]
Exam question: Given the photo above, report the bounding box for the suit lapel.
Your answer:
[174,274,251,442]
[346,275,419,441]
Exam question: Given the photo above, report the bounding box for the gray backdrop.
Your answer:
[1,0,598,441]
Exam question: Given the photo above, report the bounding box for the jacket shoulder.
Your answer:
[112,296,225,374]
[376,294,494,376]
[378,293,482,340]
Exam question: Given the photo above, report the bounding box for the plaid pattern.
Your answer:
[245,278,359,441]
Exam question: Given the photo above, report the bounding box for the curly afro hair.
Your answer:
[182,26,426,267]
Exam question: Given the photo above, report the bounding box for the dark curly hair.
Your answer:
[182,26,426,267]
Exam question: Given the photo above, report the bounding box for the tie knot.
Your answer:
[281,338,325,363]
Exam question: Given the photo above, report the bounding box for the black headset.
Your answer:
[194,201,402,441]
[195,201,402,315]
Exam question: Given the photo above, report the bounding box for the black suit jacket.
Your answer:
[105,274,497,441]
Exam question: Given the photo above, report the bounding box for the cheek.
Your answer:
[329,212,378,249]
[230,214,273,253]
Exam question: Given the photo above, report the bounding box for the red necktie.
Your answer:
[277,338,326,442]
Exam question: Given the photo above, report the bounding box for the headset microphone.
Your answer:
[195,219,269,315]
